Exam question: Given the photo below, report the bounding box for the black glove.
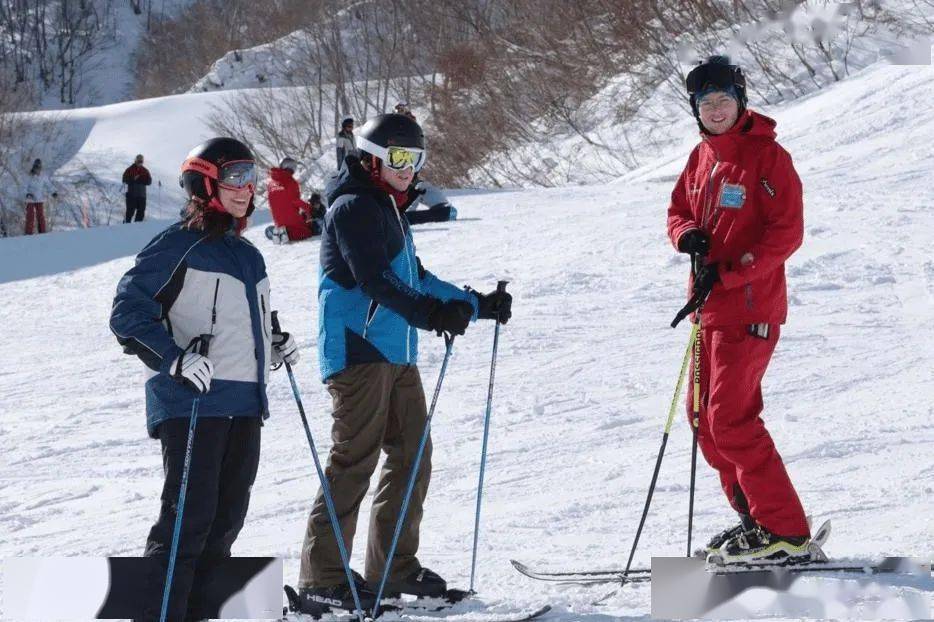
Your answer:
[677,229,710,256]
[692,262,720,301]
[473,288,512,324]
[671,262,720,328]
[428,299,473,336]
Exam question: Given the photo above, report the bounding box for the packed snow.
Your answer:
[1,61,932,621]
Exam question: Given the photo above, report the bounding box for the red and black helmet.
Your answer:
[180,137,256,215]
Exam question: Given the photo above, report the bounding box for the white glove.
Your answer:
[271,331,299,366]
[172,352,214,393]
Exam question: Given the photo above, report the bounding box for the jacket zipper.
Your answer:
[391,201,414,362]
[363,301,379,338]
[260,293,269,338]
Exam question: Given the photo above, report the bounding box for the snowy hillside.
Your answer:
[30,86,334,222]
[1,60,933,622]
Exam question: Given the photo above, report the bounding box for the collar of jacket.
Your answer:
[329,155,413,211]
[700,109,777,157]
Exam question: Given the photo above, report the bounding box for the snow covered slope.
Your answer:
[1,62,933,620]
[36,89,274,220]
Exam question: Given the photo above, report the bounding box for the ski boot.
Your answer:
[382,567,470,611]
[383,567,448,598]
[697,513,757,557]
[264,225,289,245]
[289,570,377,618]
[708,524,811,566]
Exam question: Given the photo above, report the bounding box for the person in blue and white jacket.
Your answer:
[295,114,512,615]
[110,137,298,622]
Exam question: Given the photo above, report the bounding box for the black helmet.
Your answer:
[180,137,256,215]
[341,116,354,128]
[686,55,747,118]
[356,113,426,171]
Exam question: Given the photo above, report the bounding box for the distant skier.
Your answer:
[295,113,512,614]
[266,157,322,243]
[122,154,152,222]
[406,180,457,224]
[110,137,298,621]
[335,117,357,170]
[667,56,810,565]
[394,101,416,121]
[22,158,58,235]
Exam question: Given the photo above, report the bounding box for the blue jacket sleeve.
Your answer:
[332,200,439,330]
[416,257,479,321]
[109,231,186,373]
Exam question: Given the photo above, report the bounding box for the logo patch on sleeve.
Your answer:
[760,177,776,198]
[719,183,746,209]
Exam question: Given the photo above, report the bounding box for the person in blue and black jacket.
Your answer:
[110,137,299,622]
[295,114,512,614]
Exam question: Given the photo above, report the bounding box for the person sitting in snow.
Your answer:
[667,55,810,565]
[22,158,58,235]
[406,180,457,224]
[267,157,321,243]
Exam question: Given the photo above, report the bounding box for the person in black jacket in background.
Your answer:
[123,154,152,222]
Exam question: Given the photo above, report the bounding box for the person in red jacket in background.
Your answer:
[667,56,810,566]
[267,157,321,242]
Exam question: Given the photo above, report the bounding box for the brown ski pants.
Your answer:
[298,363,432,587]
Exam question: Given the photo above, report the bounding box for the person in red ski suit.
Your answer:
[667,56,810,565]
[267,158,319,241]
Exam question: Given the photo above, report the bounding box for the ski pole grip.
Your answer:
[271,310,281,334]
[197,334,213,357]
[495,280,509,324]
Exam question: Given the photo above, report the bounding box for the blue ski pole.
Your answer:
[271,312,366,622]
[160,333,213,622]
[468,280,508,594]
[371,333,456,620]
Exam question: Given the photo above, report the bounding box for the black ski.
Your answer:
[510,559,649,584]
[284,585,550,622]
[400,604,551,622]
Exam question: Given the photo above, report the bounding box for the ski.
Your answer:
[284,585,550,622]
[709,557,931,576]
[510,559,649,583]
[399,604,552,622]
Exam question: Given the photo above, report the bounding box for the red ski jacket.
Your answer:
[267,167,313,240]
[667,110,804,327]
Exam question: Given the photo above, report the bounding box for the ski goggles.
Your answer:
[217,161,257,190]
[357,136,426,172]
[182,157,257,190]
[685,62,745,97]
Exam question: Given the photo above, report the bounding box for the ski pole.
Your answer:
[372,333,456,620]
[686,251,703,558]
[160,333,213,622]
[271,311,366,622]
[468,281,508,594]
[620,322,700,580]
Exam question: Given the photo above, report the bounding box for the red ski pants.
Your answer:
[687,324,809,537]
[25,202,47,234]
